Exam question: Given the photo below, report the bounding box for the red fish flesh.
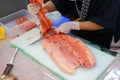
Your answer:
[43,34,96,74]
[30,0,55,37]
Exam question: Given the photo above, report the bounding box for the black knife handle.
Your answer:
[2,63,13,76]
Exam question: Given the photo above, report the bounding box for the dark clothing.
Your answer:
[51,0,120,48]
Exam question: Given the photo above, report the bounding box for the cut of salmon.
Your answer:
[43,34,96,74]
[30,0,55,37]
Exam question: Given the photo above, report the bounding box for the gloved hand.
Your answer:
[27,3,40,15]
[56,21,80,33]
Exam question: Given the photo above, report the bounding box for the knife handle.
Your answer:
[2,63,13,76]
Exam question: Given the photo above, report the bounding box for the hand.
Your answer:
[27,3,40,15]
[56,21,80,33]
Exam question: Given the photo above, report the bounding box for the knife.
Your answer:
[0,48,18,79]
[29,31,56,46]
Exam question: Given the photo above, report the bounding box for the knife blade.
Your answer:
[29,31,56,46]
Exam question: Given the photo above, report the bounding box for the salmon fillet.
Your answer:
[42,34,96,74]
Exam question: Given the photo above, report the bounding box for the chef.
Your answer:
[28,0,120,49]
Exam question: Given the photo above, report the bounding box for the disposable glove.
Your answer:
[46,11,62,23]
[27,3,40,15]
[56,21,80,33]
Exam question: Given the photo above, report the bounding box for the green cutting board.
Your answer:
[10,28,115,80]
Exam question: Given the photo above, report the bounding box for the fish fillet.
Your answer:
[43,34,96,74]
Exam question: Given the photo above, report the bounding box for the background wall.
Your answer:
[0,0,28,18]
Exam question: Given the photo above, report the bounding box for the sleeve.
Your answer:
[88,0,119,31]
[51,0,67,13]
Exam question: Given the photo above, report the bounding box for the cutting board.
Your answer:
[10,28,115,80]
